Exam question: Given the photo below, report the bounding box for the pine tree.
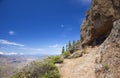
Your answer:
[62,46,65,54]
[66,44,68,51]
[68,41,71,49]
[73,40,76,46]
[72,40,76,50]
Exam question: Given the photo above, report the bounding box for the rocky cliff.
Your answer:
[95,19,120,78]
[81,0,120,46]
[80,0,120,78]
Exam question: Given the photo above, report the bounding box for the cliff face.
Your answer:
[81,0,120,46]
[80,0,120,78]
[95,19,120,78]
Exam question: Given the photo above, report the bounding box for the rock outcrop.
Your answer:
[81,0,120,46]
[95,19,120,78]
[80,0,120,78]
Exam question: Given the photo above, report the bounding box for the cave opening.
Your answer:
[93,20,114,46]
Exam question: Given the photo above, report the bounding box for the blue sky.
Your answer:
[0,0,91,55]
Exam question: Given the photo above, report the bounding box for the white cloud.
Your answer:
[21,47,45,51]
[0,52,4,55]
[0,51,24,55]
[6,52,17,55]
[71,0,91,5]
[61,24,65,28]
[32,48,44,51]
[9,30,15,35]
[20,44,65,55]
[48,44,66,55]
[0,39,24,47]
[49,44,59,48]
[29,48,45,51]
[19,53,24,55]
[21,46,62,55]
[52,48,62,55]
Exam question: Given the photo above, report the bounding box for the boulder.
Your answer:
[68,51,83,58]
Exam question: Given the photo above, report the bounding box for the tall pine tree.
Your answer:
[68,41,72,50]
[62,46,65,54]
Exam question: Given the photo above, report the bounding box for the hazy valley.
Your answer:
[0,54,46,78]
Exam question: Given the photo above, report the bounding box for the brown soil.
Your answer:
[56,47,98,78]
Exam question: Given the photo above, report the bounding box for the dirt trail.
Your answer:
[57,47,98,78]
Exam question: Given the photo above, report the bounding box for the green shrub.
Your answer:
[11,57,60,78]
[42,69,60,78]
[104,64,110,71]
[50,55,63,64]
[62,50,70,58]
[41,61,60,78]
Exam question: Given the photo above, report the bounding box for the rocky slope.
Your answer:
[80,0,120,78]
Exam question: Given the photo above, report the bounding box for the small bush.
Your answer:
[50,55,63,64]
[104,64,110,71]
[42,69,60,78]
[62,50,70,58]
[41,61,60,78]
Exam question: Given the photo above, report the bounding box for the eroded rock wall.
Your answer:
[81,0,120,46]
[95,19,120,78]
